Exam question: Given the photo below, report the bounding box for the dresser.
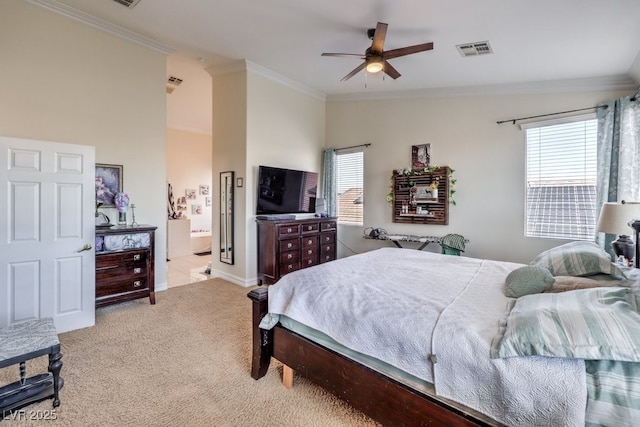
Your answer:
[95,225,157,308]
[257,217,337,285]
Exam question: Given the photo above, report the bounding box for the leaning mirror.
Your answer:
[220,171,234,264]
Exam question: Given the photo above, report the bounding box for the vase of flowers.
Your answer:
[430,179,439,199]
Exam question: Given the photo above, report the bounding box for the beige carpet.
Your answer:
[0,279,378,426]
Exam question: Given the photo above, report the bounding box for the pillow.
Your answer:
[544,275,609,293]
[505,266,555,298]
[491,287,640,361]
[531,241,625,278]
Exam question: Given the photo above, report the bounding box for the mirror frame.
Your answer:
[220,171,234,265]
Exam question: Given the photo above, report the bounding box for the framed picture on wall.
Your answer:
[185,189,196,200]
[96,163,123,207]
[411,144,431,170]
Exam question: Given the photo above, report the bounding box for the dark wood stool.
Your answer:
[0,318,63,418]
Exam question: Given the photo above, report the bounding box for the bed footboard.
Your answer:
[248,287,272,379]
[246,287,496,426]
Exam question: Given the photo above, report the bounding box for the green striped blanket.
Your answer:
[491,287,640,425]
[586,360,640,426]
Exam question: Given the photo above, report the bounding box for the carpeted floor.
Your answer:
[0,279,378,426]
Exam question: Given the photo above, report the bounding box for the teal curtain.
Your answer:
[321,148,337,217]
[596,95,640,252]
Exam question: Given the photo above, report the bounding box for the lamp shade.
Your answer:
[596,202,640,235]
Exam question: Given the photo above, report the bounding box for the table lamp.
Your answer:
[631,219,640,268]
[596,201,640,265]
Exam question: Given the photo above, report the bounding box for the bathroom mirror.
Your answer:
[220,171,234,265]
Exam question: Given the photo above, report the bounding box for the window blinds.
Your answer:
[525,119,597,239]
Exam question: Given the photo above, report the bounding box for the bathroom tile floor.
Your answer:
[167,253,211,288]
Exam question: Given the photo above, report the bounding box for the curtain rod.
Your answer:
[496,105,608,125]
[335,143,371,152]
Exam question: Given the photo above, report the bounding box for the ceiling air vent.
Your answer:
[166,76,183,94]
[112,0,142,9]
[456,41,493,57]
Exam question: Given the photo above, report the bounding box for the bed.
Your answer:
[248,244,640,426]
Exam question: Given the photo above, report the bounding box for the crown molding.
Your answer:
[26,0,171,55]
[206,59,326,102]
[326,75,638,102]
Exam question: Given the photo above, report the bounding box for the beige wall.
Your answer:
[167,128,213,252]
[327,90,631,264]
[209,63,325,285]
[245,72,326,283]
[210,69,248,284]
[1,0,168,286]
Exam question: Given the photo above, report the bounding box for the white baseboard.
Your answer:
[210,269,258,287]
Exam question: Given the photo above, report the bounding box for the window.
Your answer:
[525,118,597,240]
[336,150,363,225]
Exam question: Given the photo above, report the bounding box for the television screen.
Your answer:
[256,165,319,215]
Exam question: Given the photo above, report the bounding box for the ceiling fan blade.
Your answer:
[370,22,388,53]
[340,62,366,82]
[383,61,401,79]
[384,42,434,60]
[322,52,366,59]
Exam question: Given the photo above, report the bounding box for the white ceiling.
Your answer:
[31,0,640,134]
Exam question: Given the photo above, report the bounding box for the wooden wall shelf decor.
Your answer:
[392,167,450,225]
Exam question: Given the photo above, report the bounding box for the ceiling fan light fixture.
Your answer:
[366,57,384,74]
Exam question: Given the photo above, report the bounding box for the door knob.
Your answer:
[77,243,92,252]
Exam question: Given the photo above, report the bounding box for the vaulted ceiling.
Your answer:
[30,0,640,134]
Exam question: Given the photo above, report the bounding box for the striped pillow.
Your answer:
[531,241,625,277]
[491,287,640,361]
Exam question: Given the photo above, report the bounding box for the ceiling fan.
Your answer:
[322,22,434,82]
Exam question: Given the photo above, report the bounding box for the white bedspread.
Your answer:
[432,258,586,426]
[261,248,587,425]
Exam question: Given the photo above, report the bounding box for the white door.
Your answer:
[0,136,95,333]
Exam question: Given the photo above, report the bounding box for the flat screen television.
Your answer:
[256,165,319,215]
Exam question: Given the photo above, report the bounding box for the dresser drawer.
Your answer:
[96,250,148,268]
[302,235,318,248]
[279,238,300,252]
[302,257,319,268]
[301,222,320,234]
[279,261,300,275]
[278,224,300,237]
[96,264,147,282]
[320,232,335,244]
[279,250,299,264]
[320,243,336,263]
[96,277,148,298]
[321,221,337,231]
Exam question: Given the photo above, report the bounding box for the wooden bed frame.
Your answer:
[248,287,499,427]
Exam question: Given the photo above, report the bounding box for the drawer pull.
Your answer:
[325,236,330,241]
[133,280,141,287]
[287,243,293,248]
[287,253,292,259]
[287,227,292,233]
[307,239,312,245]
[134,268,142,274]
[307,226,312,230]
[287,265,293,270]
[307,259,313,265]
[133,254,141,261]
[308,250,312,255]
[326,246,331,251]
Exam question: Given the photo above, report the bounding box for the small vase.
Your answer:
[431,188,438,199]
[118,212,127,226]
